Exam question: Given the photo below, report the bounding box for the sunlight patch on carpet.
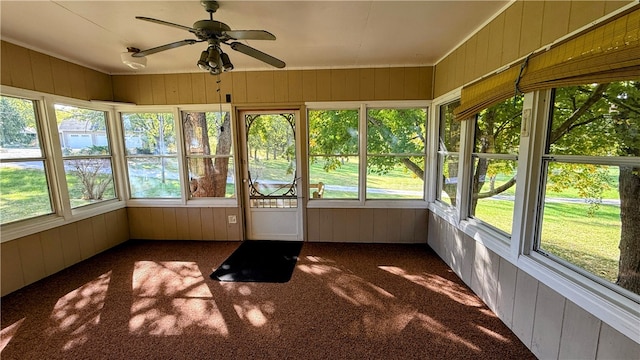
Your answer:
[47,271,111,351]
[132,261,212,297]
[0,317,25,353]
[129,298,229,336]
[378,265,483,307]
[129,261,228,336]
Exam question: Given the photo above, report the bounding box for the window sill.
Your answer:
[1,200,126,243]
[458,218,514,263]
[307,199,429,209]
[126,198,239,208]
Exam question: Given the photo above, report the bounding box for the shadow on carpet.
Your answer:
[210,240,303,283]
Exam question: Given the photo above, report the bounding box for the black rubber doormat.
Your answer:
[210,240,303,283]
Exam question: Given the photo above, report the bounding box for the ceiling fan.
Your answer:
[130,0,285,74]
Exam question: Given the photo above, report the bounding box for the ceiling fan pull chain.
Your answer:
[217,73,224,127]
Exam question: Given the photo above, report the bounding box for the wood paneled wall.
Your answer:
[433,0,633,97]
[1,41,113,101]
[112,67,433,105]
[127,207,241,241]
[307,208,428,243]
[427,213,640,359]
[0,209,129,296]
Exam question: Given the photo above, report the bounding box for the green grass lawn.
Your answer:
[0,167,53,223]
[474,199,620,282]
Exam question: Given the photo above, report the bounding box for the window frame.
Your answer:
[531,84,640,302]
[119,108,181,201]
[306,100,430,209]
[179,104,237,207]
[50,101,118,211]
[1,86,125,243]
[115,104,237,208]
[466,96,523,239]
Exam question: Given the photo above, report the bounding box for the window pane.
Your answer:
[188,157,236,198]
[367,108,427,200]
[308,110,358,156]
[539,81,640,298]
[367,108,426,154]
[309,155,358,199]
[474,97,522,154]
[366,156,424,199]
[55,104,109,155]
[437,101,460,205]
[548,82,640,157]
[0,95,53,224]
[470,158,517,234]
[438,154,459,206]
[127,157,180,198]
[0,96,42,158]
[64,158,116,208]
[0,162,53,224]
[439,100,461,152]
[469,97,521,234]
[55,104,115,208]
[182,111,234,198]
[308,109,359,200]
[182,111,232,156]
[538,162,633,293]
[122,113,176,155]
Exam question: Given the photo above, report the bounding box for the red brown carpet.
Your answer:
[1,240,536,360]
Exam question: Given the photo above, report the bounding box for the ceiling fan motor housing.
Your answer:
[192,20,232,41]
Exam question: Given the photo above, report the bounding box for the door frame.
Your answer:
[236,108,304,241]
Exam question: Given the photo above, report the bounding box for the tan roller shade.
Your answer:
[455,6,640,120]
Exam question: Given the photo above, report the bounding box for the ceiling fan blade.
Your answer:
[223,30,276,41]
[133,39,201,57]
[229,42,285,68]
[135,16,194,32]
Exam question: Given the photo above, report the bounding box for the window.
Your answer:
[308,103,428,202]
[436,100,461,206]
[366,108,427,199]
[469,96,522,235]
[0,95,53,224]
[121,112,179,198]
[308,109,359,199]
[536,81,640,298]
[181,110,235,198]
[55,104,116,208]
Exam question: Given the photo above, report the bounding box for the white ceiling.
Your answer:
[1,0,508,75]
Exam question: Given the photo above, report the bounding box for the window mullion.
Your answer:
[42,97,72,219]
[456,116,475,224]
[512,91,549,260]
[173,107,189,204]
[359,103,367,204]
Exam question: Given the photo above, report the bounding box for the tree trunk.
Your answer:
[471,158,489,211]
[183,112,231,197]
[212,113,232,197]
[442,160,458,206]
[616,165,640,294]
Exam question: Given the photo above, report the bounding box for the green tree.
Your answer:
[0,96,36,146]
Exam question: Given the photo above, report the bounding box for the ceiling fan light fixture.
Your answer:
[197,50,210,71]
[121,49,147,70]
[207,47,221,70]
[220,52,233,72]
